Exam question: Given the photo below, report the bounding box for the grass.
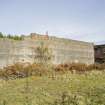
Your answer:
[0,71,105,105]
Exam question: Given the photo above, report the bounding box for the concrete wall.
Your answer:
[0,36,94,68]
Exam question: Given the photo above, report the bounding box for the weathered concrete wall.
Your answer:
[0,35,94,68]
[48,37,94,65]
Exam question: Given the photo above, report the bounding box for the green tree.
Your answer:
[7,34,13,39]
[6,34,23,40]
[0,32,4,38]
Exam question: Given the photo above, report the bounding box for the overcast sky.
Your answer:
[0,0,105,43]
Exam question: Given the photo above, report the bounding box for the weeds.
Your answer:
[0,63,105,80]
[55,63,105,74]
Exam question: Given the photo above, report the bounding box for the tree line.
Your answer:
[0,32,23,40]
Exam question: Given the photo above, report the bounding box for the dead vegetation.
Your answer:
[0,62,105,80]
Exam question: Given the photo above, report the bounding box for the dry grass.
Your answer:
[55,63,105,73]
[0,63,105,80]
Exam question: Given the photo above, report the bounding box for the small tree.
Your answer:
[0,32,4,38]
[32,42,52,65]
[7,34,13,39]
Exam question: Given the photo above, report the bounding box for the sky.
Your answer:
[0,0,105,43]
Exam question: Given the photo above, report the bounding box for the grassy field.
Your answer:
[0,71,105,105]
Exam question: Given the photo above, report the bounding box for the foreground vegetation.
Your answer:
[0,63,105,105]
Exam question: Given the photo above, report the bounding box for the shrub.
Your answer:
[0,62,105,80]
[55,63,105,74]
[0,63,51,80]
[55,63,87,73]
[87,63,105,71]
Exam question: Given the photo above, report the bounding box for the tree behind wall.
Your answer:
[0,32,4,38]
